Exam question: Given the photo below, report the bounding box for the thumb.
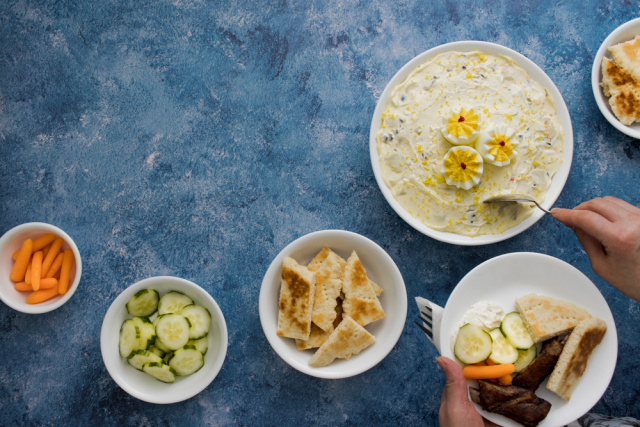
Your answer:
[437,356,469,402]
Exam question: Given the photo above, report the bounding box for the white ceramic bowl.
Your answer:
[0,222,82,314]
[259,230,407,379]
[100,276,228,404]
[592,18,640,139]
[370,41,573,246]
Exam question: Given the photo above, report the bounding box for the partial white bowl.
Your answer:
[100,276,228,404]
[440,253,617,427]
[0,222,82,314]
[370,41,573,246]
[592,18,640,139]
[259,230,407,379]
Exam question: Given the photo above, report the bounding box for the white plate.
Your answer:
[592,18,640,139]
[370,41,573,246]
[439,252,617,427]
[259,230,407,379]
[100,276,228,404]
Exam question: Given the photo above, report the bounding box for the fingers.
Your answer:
[551,207,616,243]
[437,356,469,403]
[601,196,640,216]
[574,197,625,222]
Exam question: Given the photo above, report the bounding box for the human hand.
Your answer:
[551,196,640,302]
[436,356,499,427]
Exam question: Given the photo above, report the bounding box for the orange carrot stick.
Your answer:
[45,253,64,278]
[12,233,56,260]
[41,237,63,278]
[14,282,33,291]
[26,286,60,304]
[485,359,514,385]
[10,239,33,282]
[462,364,515,380]
[41,243,52,258]
[58,249,74,295]
[25,262,33,285]
[31,251,43,291]
[15,279,56,291]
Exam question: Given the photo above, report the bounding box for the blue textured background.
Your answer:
[1,0,639,425]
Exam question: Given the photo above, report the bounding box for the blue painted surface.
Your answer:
[1,0,639,425]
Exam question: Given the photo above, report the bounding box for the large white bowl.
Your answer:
[370,41,573,246]
[259,230,407,379]
[0,222,82,314]
[592,18,640,139]
[100,276,228,404]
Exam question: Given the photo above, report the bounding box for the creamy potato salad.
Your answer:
[376,51,564,236]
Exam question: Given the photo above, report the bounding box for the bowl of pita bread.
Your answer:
[259,230,407,379]
[592,18,640,139]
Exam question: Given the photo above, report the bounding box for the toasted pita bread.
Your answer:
[297,298,344,350]
[342,251,385,327]
[546,317,607,400]
[601,57,640,125]
[308,315,375,367]
[515,294,591,343]
[310,251,345,331]
[609,35,640,84]
[276,257,316,340]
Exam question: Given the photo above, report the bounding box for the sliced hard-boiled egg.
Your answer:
[475,125,518,167]
[441,108,482,145]
[442,146,484,190]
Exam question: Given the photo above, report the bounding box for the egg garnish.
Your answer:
[476,125,518,167]
[441,108,482,145]
[442,146,484,190]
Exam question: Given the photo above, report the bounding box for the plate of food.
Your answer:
[439,252,617,426]
[370,41,573,245]
[259,230,407,379]
[592,18,640,139]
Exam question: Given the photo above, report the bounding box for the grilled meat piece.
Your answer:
[470,380,551,427]
[513,338,564,390]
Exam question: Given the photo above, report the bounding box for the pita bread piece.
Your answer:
[515,294,591,343]
[609,35,640,83]
[311,251,345,331]
[600,56,640,125]
[276,256,316,340]
[546,317,607,400]
[342,251,385,327]
[308,315,376,367]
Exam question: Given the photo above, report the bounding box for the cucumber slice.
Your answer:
[128,350,163,370]
[155,314,191,350]
[142,362,176,383]
[154,337,171,353]
[488,329,518,364]
[169,346,205,376]
[131,316,156,350]
[514,345,538,372]
[119,319,140,358]
[453,323,492,364]
[181,305,211,339]
[158,291,193,315]
[148,345,165,358]
[501,312,535,350]
[126,288,160,317]
[187,336,209,355]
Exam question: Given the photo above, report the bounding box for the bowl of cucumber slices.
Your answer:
[100,276,228,404]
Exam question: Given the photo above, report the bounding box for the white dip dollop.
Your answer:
[451,301,505,350]
[375,50,564,236]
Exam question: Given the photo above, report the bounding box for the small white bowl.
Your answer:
[259,230,407,379]
[0,222,82,314]
[592,18,640,139]
[100,276,228,404]
[370,41,573,246]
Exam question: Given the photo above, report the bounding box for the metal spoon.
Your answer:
[482,194,551,214]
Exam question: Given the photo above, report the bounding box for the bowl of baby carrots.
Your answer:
[0,222,82,314]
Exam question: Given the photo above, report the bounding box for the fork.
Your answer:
[482,194,551,214]
[414,306,434,341]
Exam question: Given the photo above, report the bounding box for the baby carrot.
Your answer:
[41,237,63,278]
[58,249,74,295]
[26,286,59,304]
[12,233,56,260]
[14,282,33,291]
[45,253,64,278]
[31,251,43,291]
[462,364,515,380]
[25,262,33,285]
[485,359,514,386]
[15,279,56,291]
[10,239,33,282]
